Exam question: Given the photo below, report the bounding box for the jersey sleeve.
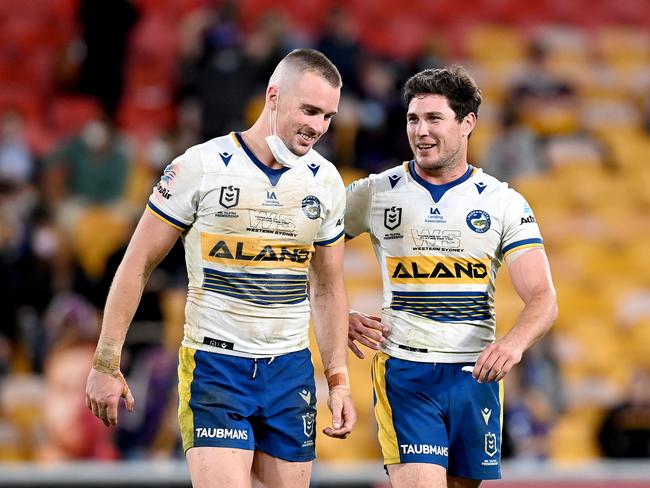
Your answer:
[314,172,345,246]
[344,177,371,239]
[146,149,203,232]
[500,189,544,264]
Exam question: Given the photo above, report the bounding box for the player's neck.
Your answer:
[413,160,469,185]
[240,126,283,170]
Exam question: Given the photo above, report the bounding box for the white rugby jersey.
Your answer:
[345,162,544,363]
[147,132,345,357]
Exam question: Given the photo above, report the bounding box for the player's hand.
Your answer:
[85,368,135,427]
[472,340,524,383]
[323,387,356,439]
[348,311,388,359]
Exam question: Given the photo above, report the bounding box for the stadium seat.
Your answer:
[596,26,650,68]
[70,207,132,279]
[463,24,525,67]
[49,96,103,139]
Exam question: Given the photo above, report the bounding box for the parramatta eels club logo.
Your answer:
[219,185,240,208]
[301,195,321,220]
[466,209,491,233]
[384,206,402,230]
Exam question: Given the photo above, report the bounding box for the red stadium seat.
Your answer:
[49,96,103,139]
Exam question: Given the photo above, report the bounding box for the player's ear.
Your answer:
[267,85,280,110]
[462,112,477,137]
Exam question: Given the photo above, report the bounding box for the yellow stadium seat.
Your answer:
[463,24,525,66]
[71,206,132,279]
[550,407,604,462]
[596,26,650,68]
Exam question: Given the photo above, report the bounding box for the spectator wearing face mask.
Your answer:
[42,116,133,240]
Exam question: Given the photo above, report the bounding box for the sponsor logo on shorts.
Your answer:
[299,389,311,405]
[195,427,248,440]
[400,444,448,456]
[481,408,492,425]
[302,412,315,438]
[484,432,497,457]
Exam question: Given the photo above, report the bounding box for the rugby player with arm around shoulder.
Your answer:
[345,66,557,488]
[86,49,356,488]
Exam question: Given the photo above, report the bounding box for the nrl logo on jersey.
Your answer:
[219,185,240,208]
[384,206,402,230]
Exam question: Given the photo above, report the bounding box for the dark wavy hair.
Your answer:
[403,66,482,121]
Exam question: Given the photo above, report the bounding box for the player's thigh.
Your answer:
[388,463,447,488]
[448,474,481,488]
[251,450,312,488]
[186,446,253,488]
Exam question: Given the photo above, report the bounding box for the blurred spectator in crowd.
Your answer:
[598,369,650,458]
[0,111,34,187]
[507,40,579,138]
[480,103,546,182]
[77,0,139,117]
[36,292,118,461]
[354,57,408,172]
[0,173,46,373]
[501,337,563,460]
[410,33,447,74]
[2,210,69,373]
[502,367,556,460]
[316,6,365,96]
[43,117,131,227]
[179,2,291,141]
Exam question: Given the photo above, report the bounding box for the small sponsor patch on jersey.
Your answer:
[203,337,234,350]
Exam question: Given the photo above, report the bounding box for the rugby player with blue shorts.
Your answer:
[345,66,557,488]
[86,49,356,488]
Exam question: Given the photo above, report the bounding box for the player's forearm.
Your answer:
[502,288,558,354]
[93,256,153,373]
[311,279,350,374]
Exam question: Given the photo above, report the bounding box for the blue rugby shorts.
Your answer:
[178,346,317,462]
[372,351,503,480]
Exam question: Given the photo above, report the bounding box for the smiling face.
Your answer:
[270,71,340,156]
[406,94,476,175]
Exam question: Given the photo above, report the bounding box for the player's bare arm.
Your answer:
[85,210,181,426]
[309,242,357,438]
[473,248,558,383]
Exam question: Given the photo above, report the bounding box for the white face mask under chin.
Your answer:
[265,134,315,168]
[264,89,315,168]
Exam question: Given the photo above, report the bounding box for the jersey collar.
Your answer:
[234,132,289,187]
[407,161,475,203]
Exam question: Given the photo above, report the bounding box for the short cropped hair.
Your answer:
[270,49,342,89]
[403,66,481,121]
